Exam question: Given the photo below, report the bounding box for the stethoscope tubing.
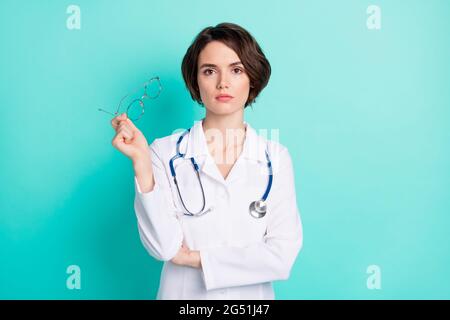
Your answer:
[169,127,272,218]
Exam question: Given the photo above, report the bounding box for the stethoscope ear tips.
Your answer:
[249,200,267,219]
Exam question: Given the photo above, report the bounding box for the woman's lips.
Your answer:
[215,95,234,102]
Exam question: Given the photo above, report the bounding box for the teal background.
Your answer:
[1,0,449,299]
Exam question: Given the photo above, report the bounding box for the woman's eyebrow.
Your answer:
[199,61,243,69]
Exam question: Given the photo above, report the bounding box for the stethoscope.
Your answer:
[169,127,273,219]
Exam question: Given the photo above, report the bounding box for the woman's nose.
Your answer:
[217,75,230,89]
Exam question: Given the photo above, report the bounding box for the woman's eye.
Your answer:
[203,68,243,75]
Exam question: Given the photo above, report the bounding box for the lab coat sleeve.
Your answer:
[134,139,184,262]
[199,147,303,290]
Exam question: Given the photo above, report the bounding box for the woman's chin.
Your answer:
[207,103,242,115]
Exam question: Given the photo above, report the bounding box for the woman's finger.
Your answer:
[120,122,139,138]
[112,131,125,147]
[118,122,134,136]
[117,119,137,134]
[111,113,128,128]
[125,118,139,131]
[114,129,132,145]
[119,127,133,141]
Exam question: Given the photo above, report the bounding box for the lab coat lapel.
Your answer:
[224,122,265,184]
[202,155,230,184]
[183,120,225,184]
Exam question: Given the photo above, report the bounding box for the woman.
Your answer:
[111,22,303,299]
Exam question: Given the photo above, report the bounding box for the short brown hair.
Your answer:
[181,22,271,108]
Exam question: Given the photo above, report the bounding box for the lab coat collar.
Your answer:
[183,118,267,163]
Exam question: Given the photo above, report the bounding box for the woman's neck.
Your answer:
[202,110,247,153]
[202,111,246,133]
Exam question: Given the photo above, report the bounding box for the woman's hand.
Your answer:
[171,243,202,269]
[111,113,149,162]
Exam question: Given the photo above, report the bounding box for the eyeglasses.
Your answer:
[98,76,162,121]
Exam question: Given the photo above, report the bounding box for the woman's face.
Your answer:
[197,41,251,115]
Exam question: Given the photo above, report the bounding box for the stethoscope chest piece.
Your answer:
[249,200,267,219]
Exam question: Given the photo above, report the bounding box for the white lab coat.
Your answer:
[134,118,303,299]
